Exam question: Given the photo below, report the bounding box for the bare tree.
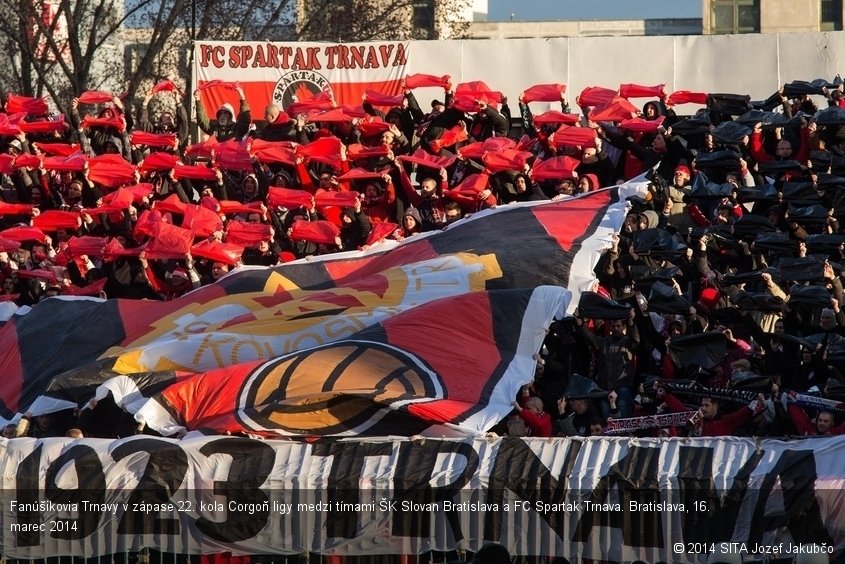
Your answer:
[0,0,156,113]
[0,0,471,116]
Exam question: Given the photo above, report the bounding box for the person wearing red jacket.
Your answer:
[748,120,811,179]
[360,175,396,225]
[659,386,762,436]
[395,160,447,231]
[138,251,200,301]
[513,392,552,437]
[786,400,845,436]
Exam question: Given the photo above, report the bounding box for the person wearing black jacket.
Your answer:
[468,98,509,141]
[603,124,694,182]
[339,200,371,251]
[260,105,308,144]
[138,89,189,149]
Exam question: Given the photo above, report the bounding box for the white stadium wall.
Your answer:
[194,32,845,115]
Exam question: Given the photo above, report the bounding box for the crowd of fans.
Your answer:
[3,73,845,441]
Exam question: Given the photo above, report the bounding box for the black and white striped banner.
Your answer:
[1,435,842,562]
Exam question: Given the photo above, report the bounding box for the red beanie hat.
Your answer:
[675,164,691,177]
[697,287,720,310]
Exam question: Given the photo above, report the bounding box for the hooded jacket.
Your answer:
[396,207,422,238]
[339,207,372,250]
[581,173,600,192]
[196,98,251,142]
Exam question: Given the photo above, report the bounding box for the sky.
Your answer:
[485,0,701,21]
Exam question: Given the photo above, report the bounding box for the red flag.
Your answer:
[213,139,252,171]
[19,116,68,134]
[197,80,240,91]
[450,97,480,113]
[459,137,516,160]
[133,209,164,239]
[522,83,566,103]
[123,183,154,203]
[151,80,178,94]
[429,124,468,153]
[78,91,114,104]
[33,210,80,231]
[154,193,188,215]
[173,164,218,181]
[620,116,666,133]
[0,113,21,136]
[358,117,391,137]
[577,86,617,108]
[182,204,223,237]
[483,137,517,152]
[336,168,385,182]
[296,136,342,161]
[15,269,58,283]
[219,200,263,216]
[588,97,641,123]
[0,154,13,175]
[516,134,537,151]
[185,138,218,160]
[62,278,107,297]
[290,220,340,245]
[364,222,398,246]
[552,125,597,148]
[450,173,489,196]
[666,90,709,106]
[398,148,457,170]
[0,225,47,243]
[7,94,47,115]
[483,149,532,173]
[139,152,179,172]
[101,187,134,210]
[267,187,313,209]
[340,104,368,118]
[0,202,33,216]
[533,110,581,126]
[619,83,666,99]
[347,144,390,160]
[364,90,403,107]
[530,156,580,181]
[67,236,107,258]
[455,81,503,103]
[81,115,126,132]
[32,142,79,156]
[315,191,359,208]
[191,239,244,265]
[145,222,194,260]
[13,154,41,169]
[131,131,178,149]
[287,91,334,116]
[102,238,144,261]
[251,139,296,166]
[42,151,87,172]
[404,74,450,89]
[226,220,272,246]
[306,108,353,123]
[0,237,21,252]
[88,154,136,188]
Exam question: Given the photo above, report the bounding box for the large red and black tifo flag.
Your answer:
[134,286,569,437]
[0,184,645,430]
